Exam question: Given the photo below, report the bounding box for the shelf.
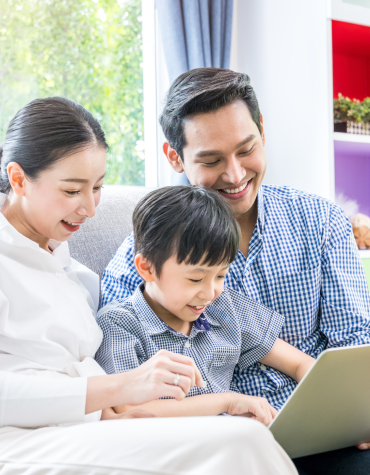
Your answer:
[333,132,370,144]
[360,250,370,259]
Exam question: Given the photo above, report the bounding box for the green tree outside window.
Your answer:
[0,0,144,185]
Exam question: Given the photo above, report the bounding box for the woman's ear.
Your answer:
[7,162,26,196]
[134,254,155,282]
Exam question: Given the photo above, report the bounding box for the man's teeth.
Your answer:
[222,182,248,194]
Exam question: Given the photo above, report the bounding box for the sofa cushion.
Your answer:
[68,186,151,284]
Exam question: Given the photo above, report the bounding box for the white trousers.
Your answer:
[0,417,297,475]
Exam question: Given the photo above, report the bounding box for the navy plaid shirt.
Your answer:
[101,185,370,409]
[96,285,284,396]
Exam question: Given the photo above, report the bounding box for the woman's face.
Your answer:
[11,146,106,243]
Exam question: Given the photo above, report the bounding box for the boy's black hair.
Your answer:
[159,68,261,160]
[133,186,240,277]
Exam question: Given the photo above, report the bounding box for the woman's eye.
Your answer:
[93,185,104,193]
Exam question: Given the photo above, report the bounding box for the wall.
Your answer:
[231,0,334,199]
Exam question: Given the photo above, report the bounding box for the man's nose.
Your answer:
[222,156,246,185]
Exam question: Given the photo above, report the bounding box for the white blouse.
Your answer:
[0,193,105,434]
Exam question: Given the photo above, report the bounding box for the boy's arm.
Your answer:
[115,392,277,426]
[260,338,315,382]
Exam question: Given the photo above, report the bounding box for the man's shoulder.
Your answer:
[262,184,332,208]
[262,184,347,222]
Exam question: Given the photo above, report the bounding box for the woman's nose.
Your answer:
[77,193,96,218]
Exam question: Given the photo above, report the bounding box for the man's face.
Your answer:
[166,100,266,217]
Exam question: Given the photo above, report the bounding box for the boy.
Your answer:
[96,186,314,425]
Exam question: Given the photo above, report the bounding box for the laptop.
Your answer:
[269,344,370,459]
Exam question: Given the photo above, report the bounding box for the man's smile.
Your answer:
[217,179,252,200]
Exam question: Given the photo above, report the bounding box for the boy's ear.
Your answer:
[134,254,155,282]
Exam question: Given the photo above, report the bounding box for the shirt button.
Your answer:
[260,364,267,371]
[184,341,191,348]
[245,269,250,276]
[55,272,63,278]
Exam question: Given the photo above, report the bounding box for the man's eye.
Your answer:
[201,160,220,166]
[240,146,254,156]
[190,279,202,283]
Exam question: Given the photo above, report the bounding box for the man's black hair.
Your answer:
[159,68,261,160]
[133,186,240,277]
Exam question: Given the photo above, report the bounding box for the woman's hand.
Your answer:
[86,350,204,414]
[226,394,278,427]
[114,349,204,406]
[101,407,157,420]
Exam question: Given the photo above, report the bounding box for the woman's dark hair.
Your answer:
[133,186,240,277]
[159,68,261,160]
[0,97,108,194]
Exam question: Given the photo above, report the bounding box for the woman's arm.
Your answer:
[86,349,203,413]
[115,392,277,426]
[259,338,315,382]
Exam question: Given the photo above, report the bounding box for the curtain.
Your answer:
[156,0,234,184]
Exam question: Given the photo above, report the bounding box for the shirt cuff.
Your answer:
[1,372,87,428]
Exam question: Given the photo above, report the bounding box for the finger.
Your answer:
[249,404,269,426]
[163,371,192,395]
[162,384,187,401]
[160,351,203,387]
[161,361,197,388]
[357,443,370,450]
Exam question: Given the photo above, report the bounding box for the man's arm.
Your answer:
[100,232,143,307]
[260,339,315,383]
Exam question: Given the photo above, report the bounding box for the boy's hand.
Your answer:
[226,394,277,426]
[101,407,157,420]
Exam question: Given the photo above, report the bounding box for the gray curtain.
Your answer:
[156,0,234,184]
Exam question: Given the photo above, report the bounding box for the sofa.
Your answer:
[68,185,151,306]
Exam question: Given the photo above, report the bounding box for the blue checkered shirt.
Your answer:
[96,285,284,397]
[101,185,370,409]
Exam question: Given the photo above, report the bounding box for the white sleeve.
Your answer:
[0,371,87,428]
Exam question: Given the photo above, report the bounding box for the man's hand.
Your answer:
[357,442,370,450]
[226,394,278,427]
[101,407,157,420]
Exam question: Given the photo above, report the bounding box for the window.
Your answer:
[0,0,144,185]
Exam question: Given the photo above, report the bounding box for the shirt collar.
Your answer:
[131,285,214,336]
[256,185,265,235]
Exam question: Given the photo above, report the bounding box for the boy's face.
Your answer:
[138,255,229,324]
[164,100,266,218]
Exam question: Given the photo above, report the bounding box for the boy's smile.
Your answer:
[136,255,229,336]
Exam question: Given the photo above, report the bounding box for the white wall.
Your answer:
[231,0,334,200]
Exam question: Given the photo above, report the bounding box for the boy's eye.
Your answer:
[65,190,80,195]
[218,275,226,279]
[189,279,202,283]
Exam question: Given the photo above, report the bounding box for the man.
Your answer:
[101,68,370,473]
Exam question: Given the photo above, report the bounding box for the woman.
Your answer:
[0,97,297,474]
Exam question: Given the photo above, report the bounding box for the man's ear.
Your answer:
[163,142,184,173]
[7,162,26,196]
[135,254,155,282]
[260,113,266,147]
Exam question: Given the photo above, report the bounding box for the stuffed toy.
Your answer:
[350,213,370,250]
